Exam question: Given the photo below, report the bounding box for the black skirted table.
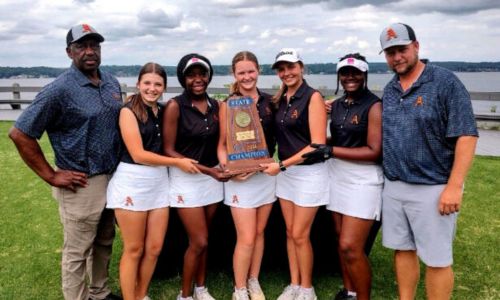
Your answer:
[154,202,380,277]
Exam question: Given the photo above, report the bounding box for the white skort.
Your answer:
[276,162,329,207]
[224,172,276,208]
[326,158,383,220]
[106,162,169,211]
[169,167,224,208]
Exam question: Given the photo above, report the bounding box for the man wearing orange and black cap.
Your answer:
[379,23,478,300]
[9,24,122,300]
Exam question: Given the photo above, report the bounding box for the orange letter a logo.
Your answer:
[386,28,397,41]
[414,96,424,106]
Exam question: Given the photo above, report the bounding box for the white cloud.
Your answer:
[137,4,182,29]
[174,20,205,33]
[274,28,307,37]
[0,0,499,67]
[259,29,271,39]
[238,25,251,34]
[305,37,318,44]
[334,36,361,46]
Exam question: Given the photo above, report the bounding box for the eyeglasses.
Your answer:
[71,42,101,52]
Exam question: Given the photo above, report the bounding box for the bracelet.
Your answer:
[278,161,287,172]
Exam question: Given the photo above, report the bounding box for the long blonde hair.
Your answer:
[230,51,260,95]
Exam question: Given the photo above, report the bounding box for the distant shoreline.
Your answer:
[2,61,500,79]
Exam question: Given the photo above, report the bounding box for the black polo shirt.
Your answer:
[173,91,220,167]
[274,81,316,161]
[120,101,163,164]
[329,89,380,148]
[257,91,277,157]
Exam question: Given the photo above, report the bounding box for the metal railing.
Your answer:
[1,83,499,120]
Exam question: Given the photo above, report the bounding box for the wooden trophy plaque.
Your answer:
[225,96,274,175]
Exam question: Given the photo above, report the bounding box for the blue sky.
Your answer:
[0,0,499,67]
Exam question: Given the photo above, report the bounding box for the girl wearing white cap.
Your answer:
[106,62,200,300]
[217,51,277,300]
[163,54,228,300]
[305,53,383,300]
[261,48,329,300]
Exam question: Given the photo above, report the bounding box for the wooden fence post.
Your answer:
[12,83,21,110]
[120,83,127,102]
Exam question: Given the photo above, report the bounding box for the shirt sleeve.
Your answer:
[443,74,478,138]
[14,82,62,139]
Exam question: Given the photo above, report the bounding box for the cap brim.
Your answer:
[337,65,367,73]
[379,40,413,54]
[271,58,300,69]
[72,33,105,45]
[336,58,369,73]
[183,61,210,74]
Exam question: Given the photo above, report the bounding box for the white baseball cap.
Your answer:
[272,48,303,69]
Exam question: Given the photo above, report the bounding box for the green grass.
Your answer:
[1,120,499,299]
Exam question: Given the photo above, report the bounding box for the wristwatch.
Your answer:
[278,161,287,172]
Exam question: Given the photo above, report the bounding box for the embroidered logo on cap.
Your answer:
[276,50,294,59]
[386,28,398,41]
[82,24,92,33]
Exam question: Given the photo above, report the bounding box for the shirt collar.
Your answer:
[340,89,370,107]
[230,88,265,103]
[389,63,433,94]
[180,90,213,110]
[283,79,308,102]
[70,64,105,87]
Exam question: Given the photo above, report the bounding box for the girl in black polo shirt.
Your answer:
[163,54,227,300]
[107,62,199,300]
[326,53,383,300]
[262,48,328,300]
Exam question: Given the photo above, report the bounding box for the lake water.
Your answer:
[1,72,499,114]
[3,72,499,91]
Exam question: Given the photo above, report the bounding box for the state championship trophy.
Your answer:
[224,96,274,175]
